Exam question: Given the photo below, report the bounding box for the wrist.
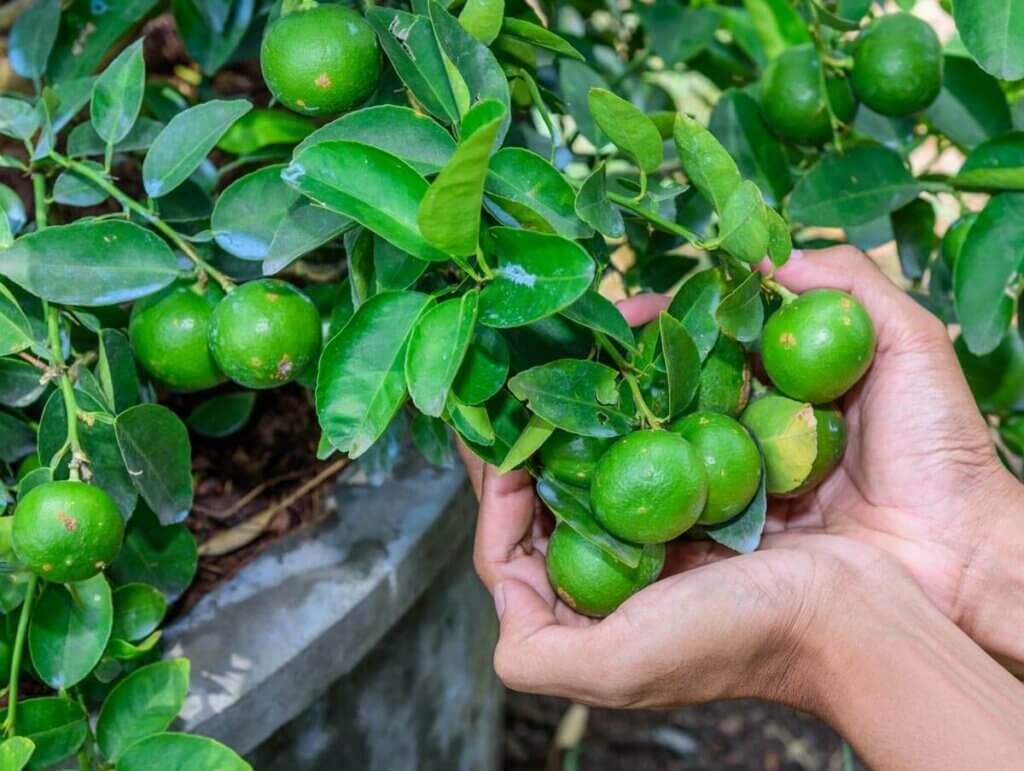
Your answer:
[955,470,1024,673]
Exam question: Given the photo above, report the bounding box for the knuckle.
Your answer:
[492,641,526,692]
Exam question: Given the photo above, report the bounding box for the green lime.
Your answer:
[669,412,761,525]
[129,284,225,392]
[779,403,846,498]
[941,214,977,270]
[545,523,664,617]
[591,430,708,544]
[760,44,857,145]
[209,279,322,390]
[260,4,380,117]
[852,12,943,117]
[692,336,751,417]
[15,454,42,483]
[539,431,613,487]
[12,481,124,583]
[762,289,875,404]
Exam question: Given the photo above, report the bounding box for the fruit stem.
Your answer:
[807,24,846,151]
[605,191,708,248]
[31,173,47,230]
[47,307,86,480]
[48,153,237,294]
[3,573,39,738]
[594,332,663,429]
[764,277,798,304]
[475,246,494,280]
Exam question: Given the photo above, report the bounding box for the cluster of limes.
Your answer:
[542,289,876,617]
[760,12,942,145]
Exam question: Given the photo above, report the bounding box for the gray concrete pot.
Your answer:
[165,452,502,770]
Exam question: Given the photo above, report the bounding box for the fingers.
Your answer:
[760,247,946,354]
[456,439,485,499]
[472,462,537,590]
[616,293,670,326]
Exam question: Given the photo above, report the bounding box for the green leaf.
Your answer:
[925,56,1011,150]
[187,392,256,438]
[52,161,109,207]
[287,141,449,263]
[497,414,554,474]
[0,359,45,408]
[48,0,160,83]
[955,132,1024,191]
[317,291,433,457]
[667,268,725,360]
[459,0,504,44]
[107,504,197,601]
[486,148,592,239]
[67,117,164,157]
[294,106,455,176]
[29,574,113,690]
[0,411,35,464]
[447,396,495,445]
[717,270,764,343]
[91,39,145,147]
[718,181,769,264]
[786,145,920,227]
[9,0,60,80]
[0,736,35,771]
[172,0,254,74]
[500,17,584,60]
[741,0,812,59]
[673,113,742,212]
[96,659,189,763]
[657,312,701,418]
[561,290,635,350]
[373,237,428,291]
[452,325,509,405]
[633,2,718,65]
[0,98,39,140]
[705,457,766,553]
[588,88,664,174]
[98,328,140,413]
[117,733,251,771]
[217,108,313,155]
[0,283,34,357]
[111,583,166,641]
[765,207,792,268]
[406,291,479,417]
[115,404,194,525]
[263,200,353,276]
[143,99,252,197]
[50,76,95,134]
[0,698,86,770]
[558,60,609,146]
[535,473,642,568]
[479,228,595,328]
[508,359,634,438]
[0,184,27,235]
[953,0,1024,81]
[891,198,936,281]
[954,193,1024,355]
[411,414,454,467]
[709,89,791,206]
[419,99,506,257]
[575,164,624,239]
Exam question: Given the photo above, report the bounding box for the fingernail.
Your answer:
[493,582,507,620]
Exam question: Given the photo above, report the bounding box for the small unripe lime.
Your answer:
[260,4,380,117]
[12,481,124,583]
[852,13,943,116]
[669,412,761,525]
[130,284,225,392]
[591,430,708,544]
[778,403,846,498]
[539,431,613,487]
[209,279,322,390]
[546,523,664,617]
[761,44,857,145]
[761,289,875,404]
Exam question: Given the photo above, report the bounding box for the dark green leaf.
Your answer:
[115,404,194,525]
[9,0,61,80]
[0,98,39,140]
[487,148,592,239]
[500,17,583,60]
[48,0,160,82]
[741,0,812,58]
[0,283,34,356]
[891,198,936,281]
[373,237,428,291]
[588,88,663,173]
[953,0,1024,81]
[575,164,624,238]
[497,414,554,474]
[107,504,198,601]
[452,325,509,405]
[186,392,256,438]
[633,2,718,64]
[406,291,479,417]
[67,118,164,157]
[925,56,1011,150]
[0,412,35,463]
[558,60,609,146]
[709,89,791,206]
[0,697,86,770]
[561,290,635,350]
[52,161,109,207]
[98,329,140,413]
[446,397,495,445]
[96,659,189,762]
[411,414,454,467]
[667,268,725,360]
[718,180,769,264]
[172,0,254,74]
[955,131,1024,191]
[658,312,701,418]
[716,270,763,342]
[765,207,792,268]
[110,583,166,641]
[0,184,27,235]
[217,108,312,155]
[117,733,250,771]
[91,39,145,146]
[673,113,742,212]
[0,359,46,408]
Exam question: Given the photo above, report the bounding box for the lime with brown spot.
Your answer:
[209,279,322,390]
[851,12,943,117]
[539,431,613,488]
[692,336,751,417]
[129,283,225,392]
[590,430,708,544]
[780,403,847,498]
[545,523,664,617]
[12,481,124,583]
[260,3,380,117]
[669,412,761,525]
[761,289,875,404]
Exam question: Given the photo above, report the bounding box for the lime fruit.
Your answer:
[545,523,664,617]
[260,4,380,117]
[852,12,943,117]
[761,289,875,404]
[760,44,857,145]
[780,403,847,498]
[129,284,225,392]
[539,431,613,487]
[209,279,322,390]
[12,481,124,583]
[15,453,42,483]
[691,336,751,417]
[740,393,819,495]
[591,430,708,544]
[669,412,761,525]
[941,214,977,270]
